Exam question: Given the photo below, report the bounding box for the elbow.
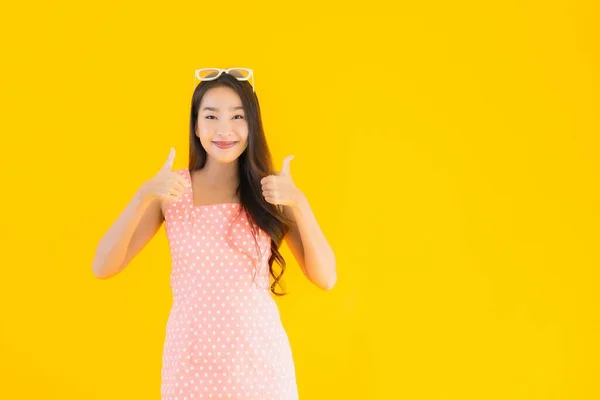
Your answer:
[93,269,110,279]
[307,269,337,291]
[316,263,337,291]
[320,255,337,290]
[315,274,336,291]
[93,267,119,280]
[92,260,102,279]
[92,258,116,280]
[321,275,337,291]
[92,264,108,279]
[303,252,337,290]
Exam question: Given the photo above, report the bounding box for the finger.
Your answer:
[264,196,276,205]
[168,178,187,194]
[260,175,274,185]
[264,193,279,203]
[160,188,183,200]
[263,190,279,199]
[176,174,191,188]
[279,155,295,177]
[165,185,185,197]
[162,194,182,203]
[166,173,190,190]
[261,176,279,187]
[161,147,176,172]
[164,173,188,191]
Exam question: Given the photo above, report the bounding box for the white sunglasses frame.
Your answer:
[194,68,255,93]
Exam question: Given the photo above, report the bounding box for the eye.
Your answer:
[233,115,244,119]
[205,115,216,119]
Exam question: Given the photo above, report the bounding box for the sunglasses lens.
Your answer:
[228,69,251,79]
[197,69,221,79]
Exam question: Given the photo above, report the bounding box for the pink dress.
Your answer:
[160,168,299,400]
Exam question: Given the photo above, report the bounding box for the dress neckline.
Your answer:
[186,169,241,209]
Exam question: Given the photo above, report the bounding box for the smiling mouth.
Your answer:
[212,141,238,149]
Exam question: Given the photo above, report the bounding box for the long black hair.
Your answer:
[188,72,291,296]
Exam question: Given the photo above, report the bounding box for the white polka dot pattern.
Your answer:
[160,169,298,400]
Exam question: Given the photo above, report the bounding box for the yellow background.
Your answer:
[1,0,599,398]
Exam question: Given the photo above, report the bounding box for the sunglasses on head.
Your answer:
[194,68,255,93]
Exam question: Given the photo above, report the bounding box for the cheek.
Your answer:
[197,120,210,134]
[238,124,249,141]
[196,122,212,140]
[196,130,213,151]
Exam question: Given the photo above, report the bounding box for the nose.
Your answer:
[217,131,233,139]
[217,127,234,137]
[217,121,234,137]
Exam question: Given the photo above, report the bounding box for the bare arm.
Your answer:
[262,155,337,290]
[92,190,164,279]
[283,193,337,290]
[92,148,187,279]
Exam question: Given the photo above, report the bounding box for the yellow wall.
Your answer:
[1,0,599,398]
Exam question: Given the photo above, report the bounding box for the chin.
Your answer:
[210,154,241,164]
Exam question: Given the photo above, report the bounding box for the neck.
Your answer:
[200,157,239,186]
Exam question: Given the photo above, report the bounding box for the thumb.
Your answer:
[279,155,295,177]
[161,147,176,172]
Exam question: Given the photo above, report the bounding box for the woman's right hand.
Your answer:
[138,148,190,204]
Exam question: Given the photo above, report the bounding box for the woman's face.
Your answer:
[196,86,249,164]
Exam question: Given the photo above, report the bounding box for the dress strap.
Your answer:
[184,168,195,209]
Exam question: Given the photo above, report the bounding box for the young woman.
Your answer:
[92,68,337,399]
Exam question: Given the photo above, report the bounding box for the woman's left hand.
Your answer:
[261,155,303,209]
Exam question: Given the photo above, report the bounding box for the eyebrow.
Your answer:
[202,106,244,112]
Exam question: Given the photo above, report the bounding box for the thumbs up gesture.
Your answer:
[260,155,303,209]
[139,147,190,204]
